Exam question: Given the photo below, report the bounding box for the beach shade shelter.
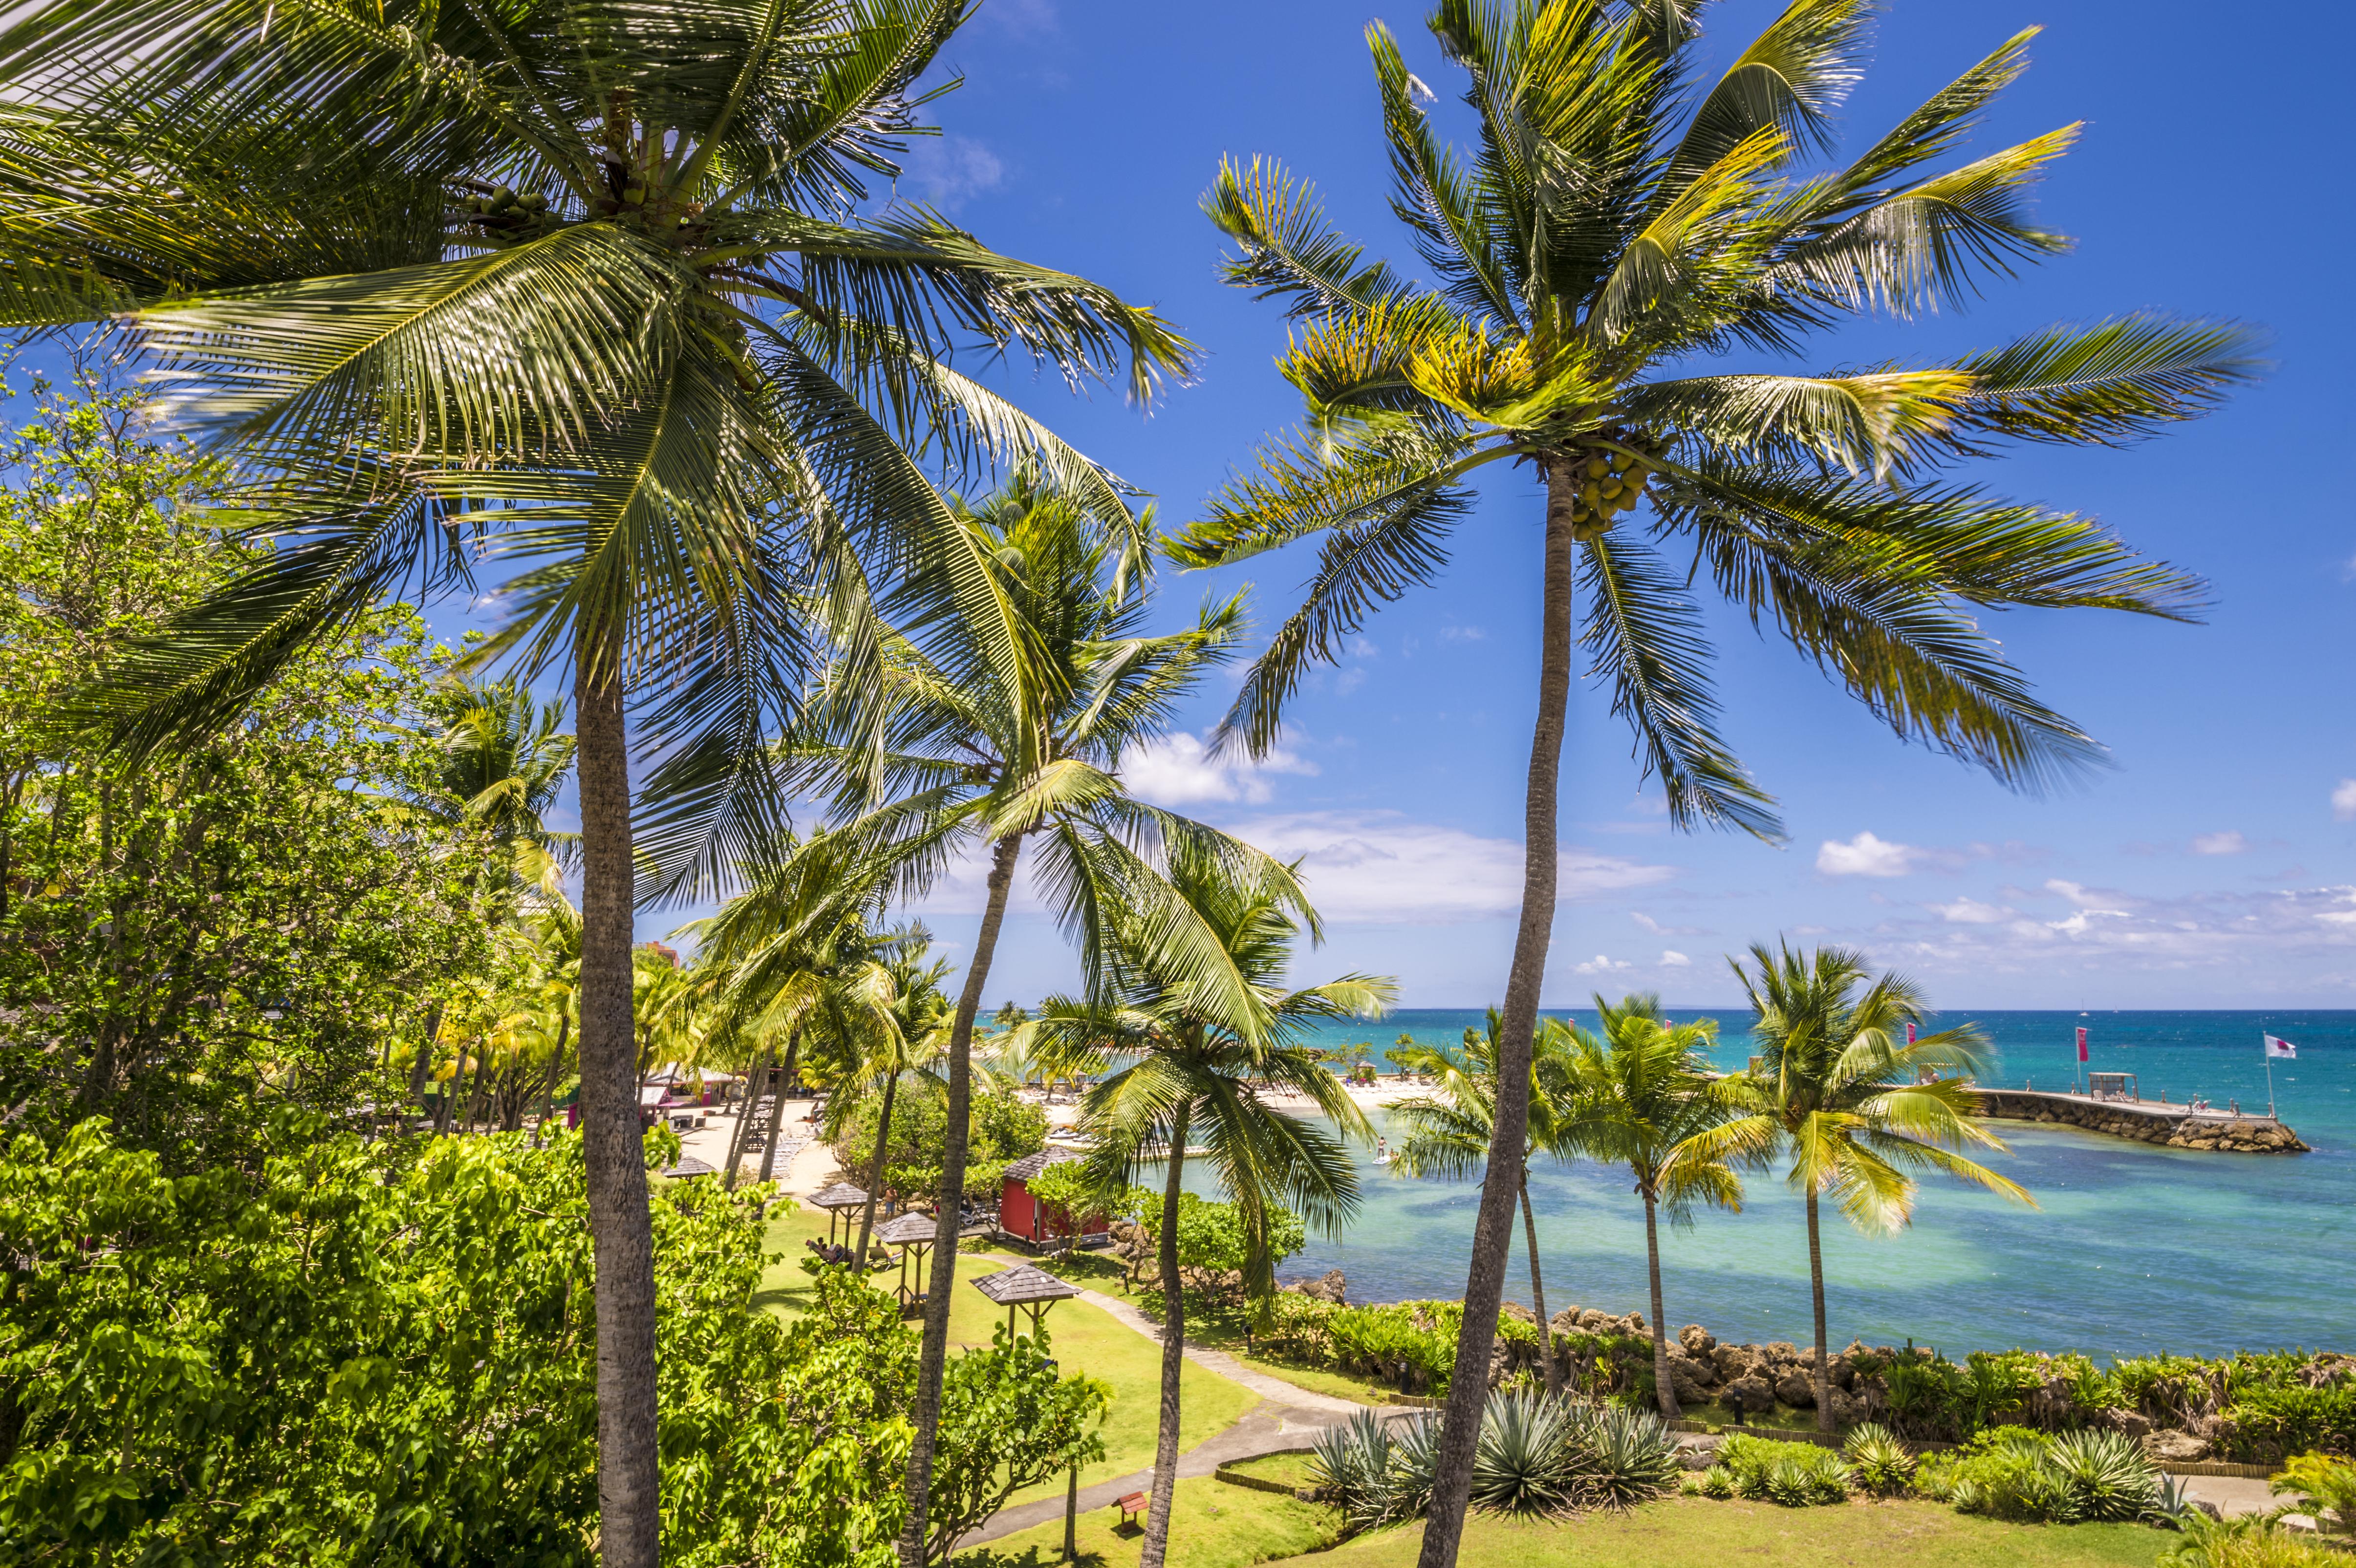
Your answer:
[1000,1147,1100,1247]
[807,1182,870,1247]
[2089,1072,2138,1103]
[660,1154,717,1180]
[971,1264,1078,1340]
[876,1210,942,1312]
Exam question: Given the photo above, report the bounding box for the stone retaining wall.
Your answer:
[1972,1089,2307,1152]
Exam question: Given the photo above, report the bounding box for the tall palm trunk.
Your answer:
[722,1040,771,1190]
[854,1072,900,1265]
[1420,462,1577,1568]
[755,1031,800,1190]
[1806,1182,1832,1433]
[574,641,660,1568]
[901,831,1022,1567]
[1139,1103,1192,1568]
[1517,1175,1557,1396]
[1643,1189,1680,1419]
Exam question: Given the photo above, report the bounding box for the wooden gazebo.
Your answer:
[807,1182,870,1247]
[875,1210,942,1313]
[970,1264,1078,1340]
[659,1153,717,1180]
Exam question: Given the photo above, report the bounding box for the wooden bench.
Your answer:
[1114,1491,1149,1530]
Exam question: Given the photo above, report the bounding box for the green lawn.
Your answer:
[953,1474,1345,1568]
[1317,1499,2170,1568]
[1219,1450,1318,1491]
[751,1204,1260,1504]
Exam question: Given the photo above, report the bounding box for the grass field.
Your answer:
[1317,1498,2172,1568]
[952,1474,1345,1568]
[1219,1451,1318,1490]
[752,1203,1259,1504]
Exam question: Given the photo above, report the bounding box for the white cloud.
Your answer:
[1214,810,1674,923]
[1572,954,1632,975]
[896,135,1005,209]
[1632,911,1706,936]
[2191,830,2248,856]
[2334,779,2356,821]
[1816,831,1918,878]
[1660,949,1691,967]
[1439,624,1486,642]
[1122,731,1316,807]
[1930,897,2010,924]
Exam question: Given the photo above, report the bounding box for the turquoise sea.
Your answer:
[1249,1009,2355,1361]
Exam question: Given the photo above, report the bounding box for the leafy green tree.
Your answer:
[0,6,1188,1555]
[1556,994,1745,1417]
[1021,851,1387,1568]
[1165,5,2250,1552]
[789,475,1311,1547]
[1387,1010,1580,1395]
[1701,944,2031,1431]
[0,365,487,1164]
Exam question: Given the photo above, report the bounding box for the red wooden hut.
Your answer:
[997,1147,1107,1250]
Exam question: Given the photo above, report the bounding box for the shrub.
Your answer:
[1716,1434,1850,1507]
[2162,1511,2348,1568]
[1309,1410,1402,1527]
[1841,1423,1917,1494]
[2273,1451,2356,1537]
[1689,1464,1737,1499]
[2231,1383,2356,1461]
[1918,1424,2160,1526]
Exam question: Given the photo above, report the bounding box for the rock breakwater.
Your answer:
[1972,1088,2307,1152]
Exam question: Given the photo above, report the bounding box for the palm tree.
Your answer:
[1164,8,2251,1553]
[0,7,1189,1558]
[1019,851,1390,1568]
[685,811,944,1193]
[1387,1010,1578,1396]
[845,925,957,1262]
[1701,944,2032,1432]
[410,676,578,897]
[787,476,1315,1552]
[1556,994,1744,1418]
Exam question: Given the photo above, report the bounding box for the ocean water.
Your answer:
[1238,1009,2356,1361]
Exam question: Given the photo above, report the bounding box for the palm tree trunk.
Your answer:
[1517,1175,1557,1397]
[1419,457,1578,1568]
[573,639,660,1568]
[722,1040,771,1191]
[755,1030,800,1189]
[1644,1189,1680,1419]
[1139,1102,1192,1568]
[855,1072,900,1265]
[901,831,1022,1568]
[1806,1182,1832,1434]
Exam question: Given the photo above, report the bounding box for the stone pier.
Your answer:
[1972,1088,2307,1152]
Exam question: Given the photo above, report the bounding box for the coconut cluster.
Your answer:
[1565,431,1668,540]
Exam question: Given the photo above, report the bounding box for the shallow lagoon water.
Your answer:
[1236,1010,2356,1359]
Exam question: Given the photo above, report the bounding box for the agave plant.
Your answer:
[1470,1389,1579,1516]
[1388,1413,1445,1523]
[1312,1410,1404,1526]
[2045,1428,2161,1522]
[1841,1422,1918,1495]
[1691,1464,1736,1500]
[1561,1402,1683,1508]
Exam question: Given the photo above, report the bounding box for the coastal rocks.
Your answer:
[1713,1344,1764,1382]
[1501,1300,1537,1324]
[1824,1386,1866,1428]
[1282,1268,1348,1306]
[1680,1324,1716,1357]
[2103,1409,2155,1440]
[2146,1430,2212,1464]
[1721,1374,1777,1414]
[1775,1370,1817,1408]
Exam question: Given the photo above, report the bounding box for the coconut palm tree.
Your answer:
[410,676,578,896]
[685,809,948,1193]
[1018,851,1390,1568]
[843,925,957,1261]
[0,7,1189,1557]
[1556,995,1744,1418]
[1699,943,2031,1432]
[787,475,1316,1552]
[1386,1010,1579,1395]
[1165,7,2251,1554]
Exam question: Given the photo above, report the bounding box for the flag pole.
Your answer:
[2265,1052,2275,1119]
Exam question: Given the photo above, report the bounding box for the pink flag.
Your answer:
[2076,1026,2089,1063]
[1905,1022,1917,1046]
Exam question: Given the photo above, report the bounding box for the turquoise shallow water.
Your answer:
[1246,1009,2356,1360]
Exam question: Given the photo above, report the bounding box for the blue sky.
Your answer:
[821,0,2353,1011]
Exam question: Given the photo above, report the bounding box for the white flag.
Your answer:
[2263,1034,2297,1060]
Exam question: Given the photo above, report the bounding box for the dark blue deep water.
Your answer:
[1251,1009,2356,1360]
